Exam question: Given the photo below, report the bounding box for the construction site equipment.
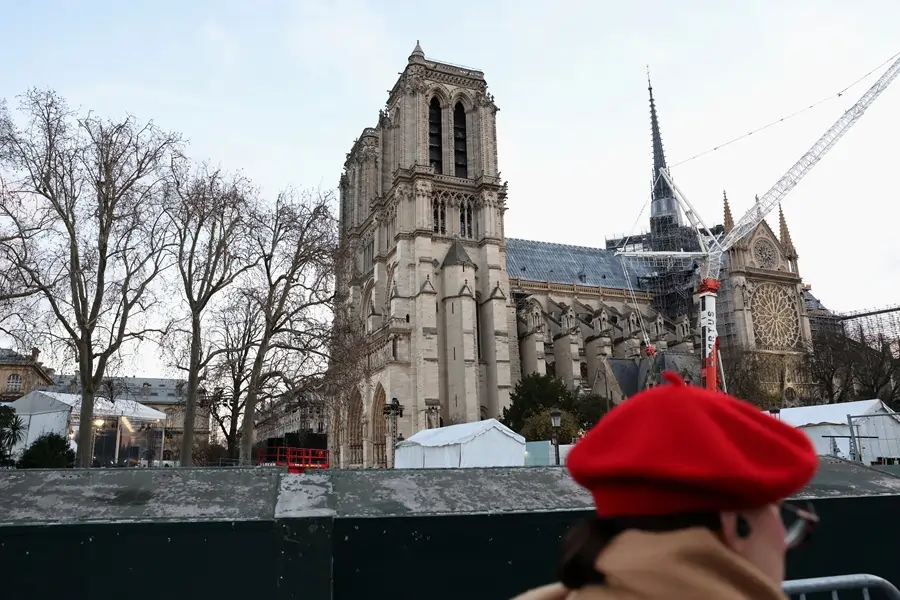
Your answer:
[617,53,900,391]
[257,446,330,473]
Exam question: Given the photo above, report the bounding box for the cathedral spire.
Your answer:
[409,40,425,63]
[722,190,734,234]
[647,68,680,226]
[648,68,668,186]
[778,204,797,258]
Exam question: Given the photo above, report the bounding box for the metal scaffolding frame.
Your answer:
[839,304,900,352]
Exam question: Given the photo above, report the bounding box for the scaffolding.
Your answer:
[607,224,724,324]
[839,304,900,355]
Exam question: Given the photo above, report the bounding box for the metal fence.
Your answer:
[846,412,900,465]
[784,575,900,599]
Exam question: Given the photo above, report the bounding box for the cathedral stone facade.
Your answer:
[333,43,818,468]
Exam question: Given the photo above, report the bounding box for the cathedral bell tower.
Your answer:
[337,42,515,440]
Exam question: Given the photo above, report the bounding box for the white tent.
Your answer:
[394,418,526,469]
[765,399,900,463]
[9,391,165,456]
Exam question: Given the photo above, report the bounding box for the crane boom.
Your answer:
[706,52,900,278]
[615,51,900,392]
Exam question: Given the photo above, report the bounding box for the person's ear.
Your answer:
[719,511,747,552]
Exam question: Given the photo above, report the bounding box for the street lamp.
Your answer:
[550,407,562,466]
[383,398,405,468]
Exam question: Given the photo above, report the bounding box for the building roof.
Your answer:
[604,352,701,398]
[46,374,187,405]
[441,238,477,269]
[803,289,830,312]
[0,348,54,383]
[505,238,651,290]
[772,399,890,428]
[0,348,30,364]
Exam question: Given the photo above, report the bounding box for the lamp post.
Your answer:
[382,397,405,468]
[550,407,562,466]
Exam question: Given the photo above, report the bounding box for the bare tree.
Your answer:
[238,189,337,463]
[803,333,857,403]
[720,349,781,409]
[804,328,900,406]
[0,89,180,466]
[846,326,900,405]
[204,292,261,458]
[163,162,257,465]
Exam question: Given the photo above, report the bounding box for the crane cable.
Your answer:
[621,259,653,352]
[617,187,655,350]
[616,50,900,356]
[671,50,900,168]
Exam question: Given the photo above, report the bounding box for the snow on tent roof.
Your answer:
[13,391,165,421]
[771,399,888,428]
[397,418,525,448]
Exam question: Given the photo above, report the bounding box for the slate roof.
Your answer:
[803,289,831,312]
[0,348,31,364]
[45,374,187,405]
[607,353,701,398]
[505,238,652,290]
[442,238,477,269]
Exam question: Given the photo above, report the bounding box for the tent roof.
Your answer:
[11,391,166,421]
[397,418,525,448]
[768,399,888,427]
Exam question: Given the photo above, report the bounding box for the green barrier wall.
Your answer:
[2,458,900,600]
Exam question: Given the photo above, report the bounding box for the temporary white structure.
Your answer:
[767,400,900,464]
[9,391,165,456]
[394,418,526,469]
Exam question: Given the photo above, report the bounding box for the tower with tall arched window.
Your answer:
[334,42,515,463]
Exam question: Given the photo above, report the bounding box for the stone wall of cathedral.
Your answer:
[717,199,815,402]
[331,47,817,468]
[333,44,515,468]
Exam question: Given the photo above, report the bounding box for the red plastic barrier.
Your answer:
[257,447,329,473]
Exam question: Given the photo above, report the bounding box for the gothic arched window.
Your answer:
[432,196,446,235]
[453,102,468,178]
[428,97,443,174]
[460,198,475,239]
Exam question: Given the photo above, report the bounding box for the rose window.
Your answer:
[753,239,778,270]
[751,283,800,349]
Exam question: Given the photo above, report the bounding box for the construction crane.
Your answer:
[616,52,900,392]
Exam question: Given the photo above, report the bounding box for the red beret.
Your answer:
[566,371,818,517]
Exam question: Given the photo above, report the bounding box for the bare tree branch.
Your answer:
[161,159,258,465]
[0,89,180,467]
[237,189,338,463]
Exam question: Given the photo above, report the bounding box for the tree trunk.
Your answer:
[239,339,270,465]
[75,343,96,468]
[180,315,202,466]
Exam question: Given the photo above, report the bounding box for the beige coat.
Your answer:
[512,528,788,600]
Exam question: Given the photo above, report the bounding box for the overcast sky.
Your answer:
[2,0,898,378]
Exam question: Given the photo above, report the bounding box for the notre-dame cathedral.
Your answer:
[333,43,819,468]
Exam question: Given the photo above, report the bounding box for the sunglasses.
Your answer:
[783,501,819,549]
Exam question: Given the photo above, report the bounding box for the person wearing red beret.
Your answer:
[512,371,820,600]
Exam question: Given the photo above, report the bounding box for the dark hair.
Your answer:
[558,512,722,589]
